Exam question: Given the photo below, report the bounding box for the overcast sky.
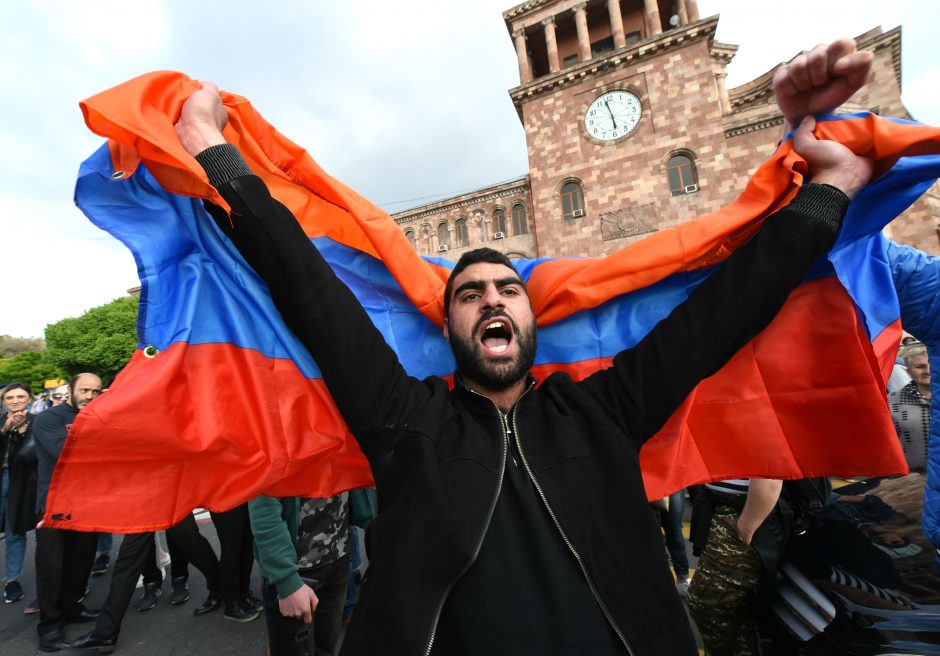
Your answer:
[2,0,938,339]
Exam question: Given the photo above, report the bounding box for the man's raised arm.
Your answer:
[174,84,425,444]
[579,40,874,442]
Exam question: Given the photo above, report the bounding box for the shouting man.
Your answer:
[174,40,873,655]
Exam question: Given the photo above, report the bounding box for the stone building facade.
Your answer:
[393,0,940,258]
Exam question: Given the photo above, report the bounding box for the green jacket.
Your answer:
[248,495,303,599]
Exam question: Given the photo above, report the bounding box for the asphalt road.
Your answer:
[0,518,270,655]
[2,511,700,655]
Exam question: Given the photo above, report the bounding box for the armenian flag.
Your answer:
[43,72,940,532]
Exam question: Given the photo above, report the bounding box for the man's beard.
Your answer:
[449,313,537,391]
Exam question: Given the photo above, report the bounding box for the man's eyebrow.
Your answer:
[453,277,527,299]
[453,280,482,295]
[495,277,525,290]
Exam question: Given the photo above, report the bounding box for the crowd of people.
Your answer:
[1,377,370,654]
[1,34,938,656]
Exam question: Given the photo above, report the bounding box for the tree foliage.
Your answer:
[0,351,66,394]
[45,296,139,385]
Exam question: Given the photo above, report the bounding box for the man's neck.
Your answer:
[461,375,528,414]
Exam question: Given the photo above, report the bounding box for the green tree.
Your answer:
[0,351,66,394]
[45,296,139,385]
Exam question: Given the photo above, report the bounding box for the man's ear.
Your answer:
[442,317,449,341]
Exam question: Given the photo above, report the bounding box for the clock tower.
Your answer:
[505,0,740,257]
[392,1,938,260]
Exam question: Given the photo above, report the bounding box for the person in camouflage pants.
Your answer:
[250,493,350,656]
[688,479,784,655]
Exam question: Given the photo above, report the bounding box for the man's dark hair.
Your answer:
[69,373,99,394]
[443,248,523,317]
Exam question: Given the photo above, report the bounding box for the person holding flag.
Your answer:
[169,39,873,655]
[163,38,874,656]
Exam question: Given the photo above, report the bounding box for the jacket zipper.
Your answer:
[422,386,527,656]
[510,409,636,655]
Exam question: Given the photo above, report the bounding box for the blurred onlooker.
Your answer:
[32,373,103,652]
[49,384,69,408]
[30,393,50,414]
[654,489,691,597]
[210,503,259,622]
[1,383,39,606]
[887,336,917,394]
[91,533,112,578]
[250,493,350,656]
[69,514,223,653]
[886,241,940,574]
[889,345,931,471]
[688,478,786,655]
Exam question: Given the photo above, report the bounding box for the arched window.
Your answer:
[454,218,469,247]
[437,222,450,249]
[493,208,507,236]
[511,203,528,235]
[561,181,585,220]
[667,153,698,196]
[404,229,417,251]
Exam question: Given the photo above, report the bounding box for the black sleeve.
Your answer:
[577,183,849,445]
[195,146,426,444]
[16,422,37,464]
[32,410,69,463]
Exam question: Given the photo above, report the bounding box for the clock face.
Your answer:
[584,91,642,142]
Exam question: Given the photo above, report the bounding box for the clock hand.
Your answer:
[604,99,618,129]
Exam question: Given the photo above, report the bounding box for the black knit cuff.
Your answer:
[788,183,850,234]
[194,144,253,189]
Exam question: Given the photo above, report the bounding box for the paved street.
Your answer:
[2,511,700,655]
[0,517,269,655]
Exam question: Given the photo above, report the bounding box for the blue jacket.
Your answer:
[886,241,940,563]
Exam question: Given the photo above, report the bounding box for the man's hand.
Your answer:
[774,39,873,135]
[175,82,228,157]
[792,115,873,199]
[278,584,318,624]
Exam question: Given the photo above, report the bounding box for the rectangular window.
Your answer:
[590,36,615,57]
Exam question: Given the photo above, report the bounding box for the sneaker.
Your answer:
[170,577,191,605]
[193,590,223,616]
[24,598,40,614]
[675,576,691,599]
[223,601,260,623]
[136,582,161,612]
[91,553,111,576]
[4,580,25,604]
[242,591,263,612]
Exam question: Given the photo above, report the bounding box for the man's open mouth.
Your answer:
[480,319,513,354]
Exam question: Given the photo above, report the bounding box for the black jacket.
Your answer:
[33,402,79,516]
[199,145,847,656]
[1,416,38,534]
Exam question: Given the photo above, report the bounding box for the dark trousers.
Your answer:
[656,489,690,579]
[137,521,199,586]
[93,514,221,639]
[35,527,98,637]
[211,504,254,605]
[263,555,349,656]
[94,532,155,639]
